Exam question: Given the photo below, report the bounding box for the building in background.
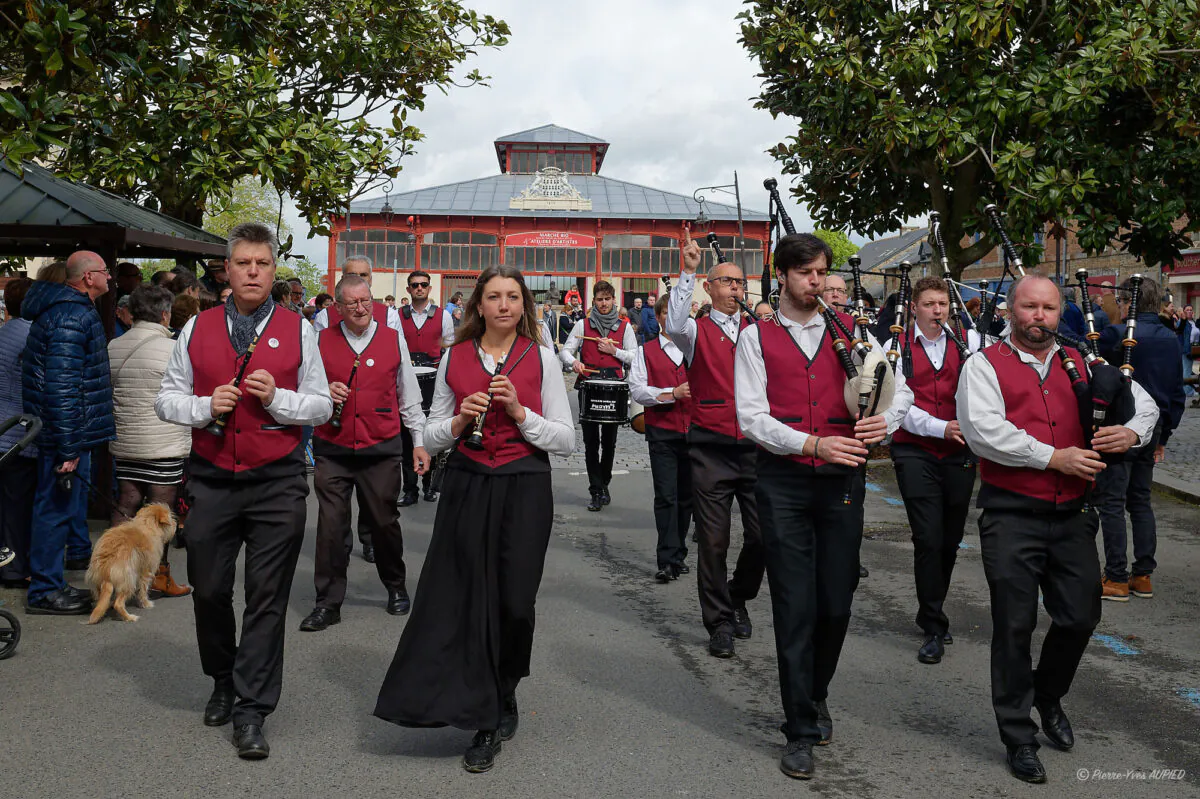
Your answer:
[327,124,770,308]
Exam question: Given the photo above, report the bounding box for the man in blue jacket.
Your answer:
[1094,277,1181,602]
[639,293,660,344]
[22,250,115,615]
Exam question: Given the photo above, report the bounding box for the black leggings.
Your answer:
[114,480,179,566]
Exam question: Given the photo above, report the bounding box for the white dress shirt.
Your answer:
[735,310,908,456]
[424,345,576,457]
[559,318,637,368]
[886,326,982,440]
[313,303,401,333]
[402,301,456,348]
[156,307,333,428]
[956,337,1158,470]
[337,320,426,448]
[629,335,685,407]
[664,271,746,363]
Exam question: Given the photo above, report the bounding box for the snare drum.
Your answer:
[578,379,630,425]
[412,366,437,412]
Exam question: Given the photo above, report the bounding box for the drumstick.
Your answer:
[582,367,600,375]
[580,335,615,343]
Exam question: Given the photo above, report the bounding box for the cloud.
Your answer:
[283,0,837,268]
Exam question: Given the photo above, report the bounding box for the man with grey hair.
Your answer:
[1059,284,1086,339]
[312,255,401,333]
[301,274,429,632]
[21,249,115,615]
[157,220,333,760]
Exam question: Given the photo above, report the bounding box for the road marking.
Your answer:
[1092,634,1140,656]
[865,482,883,493]
[1176,688,1200,711]
[958,541,972,550]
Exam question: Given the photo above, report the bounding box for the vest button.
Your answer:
[235,428,241,434]
[810,374,816,380]
[812,401,818,406]
[1044,389,1050,395]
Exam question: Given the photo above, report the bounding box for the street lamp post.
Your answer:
[693,172,746,267]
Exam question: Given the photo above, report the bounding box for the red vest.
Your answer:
[891,330,966,459]
[313,323,403,455]
[688,314,752,442]
[401,304,444,362]
[642,337,690,435]
[580,318,629,377]
[445,336,543,469]
[978,343,1088,508]
[758,314,857,468]
[325,300,390,329]
[189,306,303,478]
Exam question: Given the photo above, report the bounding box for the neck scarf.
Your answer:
[225,295,275,357]
[588,304,620,336]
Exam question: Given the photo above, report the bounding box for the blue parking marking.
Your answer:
[1176,688,1200,711]
[1091,634,1140,656]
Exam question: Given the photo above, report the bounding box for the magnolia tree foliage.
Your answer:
[1,0,509,244]
[739,0,1200,275]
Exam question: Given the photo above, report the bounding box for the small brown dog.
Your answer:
[86,504,178,624]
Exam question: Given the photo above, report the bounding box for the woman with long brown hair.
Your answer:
[374,265,574,773]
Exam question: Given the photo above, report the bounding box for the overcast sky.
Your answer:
[285,0,845,268]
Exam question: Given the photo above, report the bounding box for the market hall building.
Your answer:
[325,124,770,307]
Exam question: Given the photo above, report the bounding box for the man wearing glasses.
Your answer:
[665,229,765,660]
[21,250,115,615]
[398,270,454,505]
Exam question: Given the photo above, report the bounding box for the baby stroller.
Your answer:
[0,414,42,660]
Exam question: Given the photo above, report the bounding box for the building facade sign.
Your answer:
[505,231,596,248]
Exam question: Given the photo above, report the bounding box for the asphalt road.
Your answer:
[3,449,1199,798]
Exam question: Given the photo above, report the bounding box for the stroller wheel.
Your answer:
[0,607,20,660]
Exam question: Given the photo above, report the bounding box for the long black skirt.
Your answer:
[374,463,554,731]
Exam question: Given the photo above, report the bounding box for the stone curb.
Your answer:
[1152,473,1200,506]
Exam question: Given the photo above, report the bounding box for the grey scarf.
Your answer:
[224,295,275,357]
[588,304,621,335]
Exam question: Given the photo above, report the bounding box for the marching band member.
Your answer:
[397,269,454,505]
[629,293,692,583]
[375,265,574,774]
[560,280,637,511]
[156,222,333,760]
[887,277,981,665]
[666,229,764,660]
[299,275,430,633]
[735,232,904,780]
[314,255,400,563]
[957,274,1156,783]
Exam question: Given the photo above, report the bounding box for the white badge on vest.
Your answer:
[267,337,280,349]
[366,358,375,367]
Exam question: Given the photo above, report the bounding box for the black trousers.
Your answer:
[1094,440,1158,582]
[185,473,308,727]
[647,431,692,569]
[401,426,431,495]
[893,449,977,637]
[690,443,764,634]
[314,454,406,609]
[757,458,864,743]
[0,456,36,581]
[978,508,1102,748]
[582,421,618,493]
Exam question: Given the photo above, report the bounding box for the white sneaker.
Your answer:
[0,547,14,569]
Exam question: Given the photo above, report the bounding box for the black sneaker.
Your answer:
[463,730,501,773]
[600,487,611,506]
[732,606,752,640]
[362,544,375,563]
[708,630,735,658]
[780,740,814,779]
[498,693,519,741]
[587,491,602,512]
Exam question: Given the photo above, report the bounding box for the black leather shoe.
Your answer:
[423,489,439,503]
[299,607,340,632]
[1006,744,1046,783]
[943,630,953,645]
[498,693,519,741]
[463,730,501,773]
[655,567,672,584]
[587,492,602,512]
[387,587,411,616]
[815,700,833,745]
[362,544,375,563]
[708,630,735,658]
[918,634,944,664]
[732,606,753,640]
[25,589,90,615]
[1037,700,1075,750]
[398,491,418,507]
[64,557,90,571]
[62,583,91,600]
[858,564,869,578]
[780,740,814,779]
[233,724,270,760]
[204,681,236,726]
[600,487,611,506]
